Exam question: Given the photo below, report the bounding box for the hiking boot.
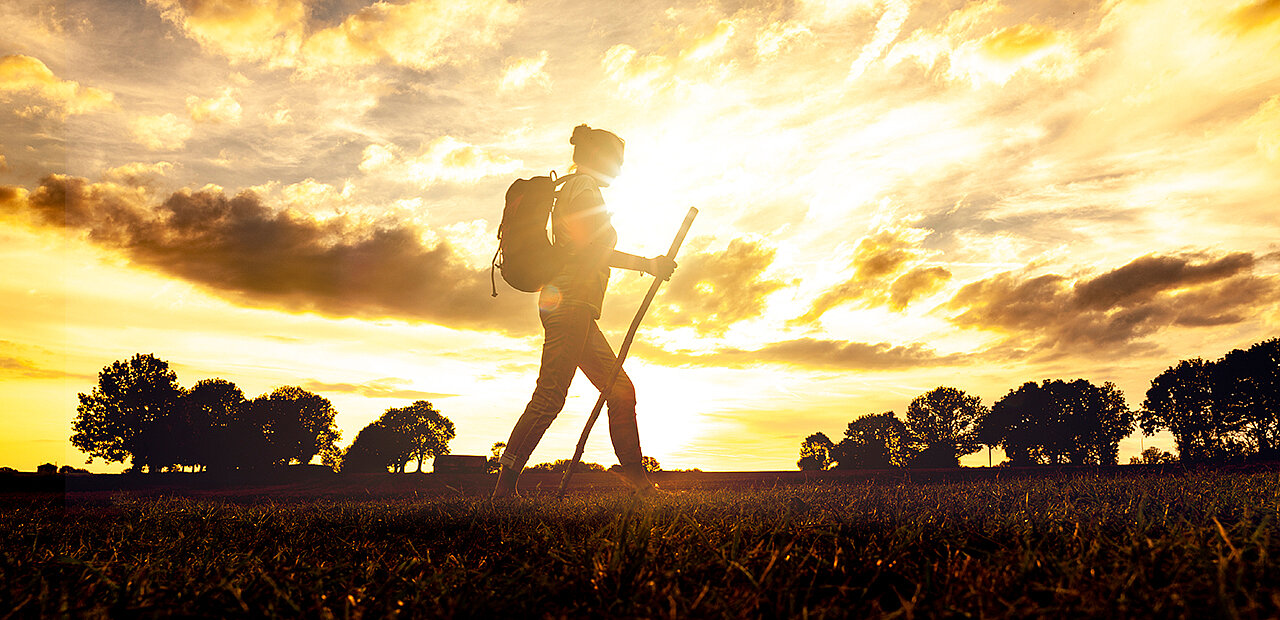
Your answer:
[491,465,521,500]
[609,463,660,496]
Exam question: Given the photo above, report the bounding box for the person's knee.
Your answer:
[529,386,569,416]
[606,379,637,412]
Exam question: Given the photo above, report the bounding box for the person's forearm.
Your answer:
[608,250,649,272]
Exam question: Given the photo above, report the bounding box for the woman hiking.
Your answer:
[492,124,676,499]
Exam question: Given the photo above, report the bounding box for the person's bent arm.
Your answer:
[610,250,676,280]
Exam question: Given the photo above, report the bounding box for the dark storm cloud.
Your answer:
[650,238,789,334]
[946,252,1279,357]
[5,174,538,333]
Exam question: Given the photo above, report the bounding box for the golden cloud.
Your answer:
[634,337,963,371]
[1228,0,1280,33]
[946,253,1278,357]
[1,174,538,334]
[950,23,1075,85]
[650,238,789,335]
[848,0,910,80]
[0,54,115,118]
[755,21,812,60]
[888,266,951,311]
[302,378,455,400]
[1248,95,1280,163]
[798,227,944,322]
[499,51,551,92]
[301,0,518,71]
[148,0,519,72]
[102,161,176,186]
[981,23,1057,61]
[884,1,1082,87]
[186,87,242,124]
[358,137,521,184]
[129,113,194,150]
[148,0,307,68]
[601,16,743,99]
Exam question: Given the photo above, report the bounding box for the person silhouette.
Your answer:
[492,124,676,498]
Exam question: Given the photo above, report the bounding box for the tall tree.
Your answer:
[1214,339,1280,457]
[905,387,985,468]
[979,381,1048,466]
[341,422,410,473]
[188,379,274,471]
[797,432,835,471]
[835,412,918,469]
[71,353,183,472]
[1141,359,1243,461]
[983,379,1133,465]
[252,386,341,466]
[381,400,455,472]
[1086,381,1134,465]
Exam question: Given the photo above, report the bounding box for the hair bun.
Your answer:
[570,124,591,145]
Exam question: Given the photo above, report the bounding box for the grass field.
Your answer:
[4,468,1280,618]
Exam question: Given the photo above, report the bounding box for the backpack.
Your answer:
[491,172,573,296]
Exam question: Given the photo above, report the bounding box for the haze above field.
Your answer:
[2,0,1279,472]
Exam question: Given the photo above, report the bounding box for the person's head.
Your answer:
[571,124,624,185]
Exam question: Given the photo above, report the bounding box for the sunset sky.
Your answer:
[2,0,1278,472]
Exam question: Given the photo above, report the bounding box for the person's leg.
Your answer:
[493,305,592,497]
[577,321,655,493]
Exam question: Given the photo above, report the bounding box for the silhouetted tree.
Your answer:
[252,386,341,466]
[982,379,1133,465]
[381,400,455,472]
[1141,359,1245,461]
[341,422,410,473]
[641,456,662,472]
[905,387,985,468]
[797,432,835,471]
[486,442,505,474]
[1076,380,1133,465]
[37,463,57,475]
[190,379,270,471]
[320,441,344,472]
[526,460,606,473]
[1129,446,1176,465]
[58,465,90,474]
[834,412,918,469]
[71,353,183,472]
[1214,339,1280,457]
[978,381,1046,466]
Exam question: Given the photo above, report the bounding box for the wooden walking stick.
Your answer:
[557,207,698,498]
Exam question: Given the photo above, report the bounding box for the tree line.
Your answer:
[799,338,1279,469]
[71,353,454,473]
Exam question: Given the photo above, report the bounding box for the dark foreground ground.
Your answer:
[3,465,1279,617]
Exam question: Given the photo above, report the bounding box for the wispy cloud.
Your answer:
[636,337,965,371]
[147,0,520,74]
[302,378,455,401]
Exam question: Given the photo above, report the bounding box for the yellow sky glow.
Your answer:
[2,0,1279,472]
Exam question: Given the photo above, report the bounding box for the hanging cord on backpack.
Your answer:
[490,245,501,297]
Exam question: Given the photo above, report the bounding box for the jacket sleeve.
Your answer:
[556,177,617,258]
